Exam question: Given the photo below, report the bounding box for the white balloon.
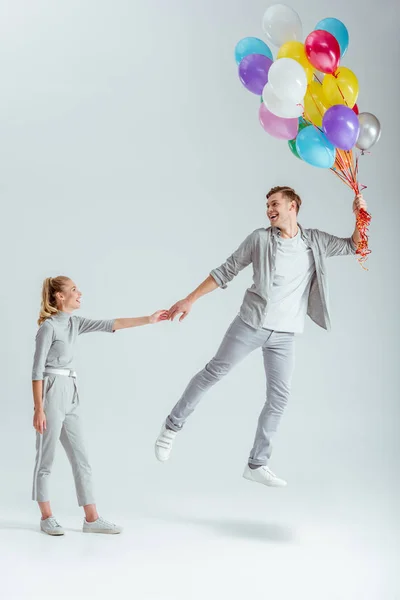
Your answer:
[262,4,303,47]
[262,83,303,119]
[268,57,307,103]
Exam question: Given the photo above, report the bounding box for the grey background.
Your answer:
[0,1,398,598]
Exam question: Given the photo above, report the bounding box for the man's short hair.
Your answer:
[266,186,302,214]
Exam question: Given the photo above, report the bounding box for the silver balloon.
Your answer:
[356,112,381,151]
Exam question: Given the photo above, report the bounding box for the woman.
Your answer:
[32,275,168,535]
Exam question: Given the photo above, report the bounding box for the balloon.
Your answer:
[322,105,360,151]
[298,116,310,127]
[259,102,299,140]
[296,126,335,168]
[238,54,273,95]
[277,40,314,83]
[304,81,331,127]
[268,58,307,103]
[288,139,301,159]
[305,30,340,74]
[288,118,308,159]
[315,18,349,57]
[235,37,273,65]
[262,4,302,47]
[352,103,359,115]
[356,112,381,151]
[322,67,358,107]
[262,83,304,118]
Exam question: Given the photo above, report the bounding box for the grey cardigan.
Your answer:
[210,225,356,331]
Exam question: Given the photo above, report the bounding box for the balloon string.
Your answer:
[299,106,371,266]
[310,94,324,118]
[332,149,354,188]
[330,149,371,266]
[336,80,348,107]
[301,106,323,133]
[355,208,371,269]
[301,95,371,266]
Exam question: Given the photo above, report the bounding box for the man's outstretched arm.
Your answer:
[168,231,254,322]
[168,275,218,322]
[317,194,368,258]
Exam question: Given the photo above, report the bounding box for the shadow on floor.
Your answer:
[0,520,82,534]
[150,513,295,543]
[0,521,41,534]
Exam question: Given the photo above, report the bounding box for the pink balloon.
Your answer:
[259,102,299,140]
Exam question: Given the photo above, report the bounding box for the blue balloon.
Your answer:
[234,37,273,65]
[315,17,349,57]
[296,126,335,169]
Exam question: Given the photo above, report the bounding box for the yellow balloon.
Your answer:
[303,81,331,127]
[322,67,359,108]
[277,41,315,84]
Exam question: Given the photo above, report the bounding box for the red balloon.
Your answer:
[352,103,359,115]
[305,30,340,74]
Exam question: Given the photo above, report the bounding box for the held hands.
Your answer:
[144,305,192,325]
[353,194,367,215]
[149,297,194,325]
[168,298,193,322]
[33,409,46,434]
[148,310,170,324]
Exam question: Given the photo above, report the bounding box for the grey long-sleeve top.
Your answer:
[32,311,115,380]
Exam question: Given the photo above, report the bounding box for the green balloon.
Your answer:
[288,119,309,160]
[297,120,308,133]
[288,138,301,159]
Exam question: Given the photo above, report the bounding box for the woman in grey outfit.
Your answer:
[32,275,168,536]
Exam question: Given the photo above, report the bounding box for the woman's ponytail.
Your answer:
[38,276,69,325]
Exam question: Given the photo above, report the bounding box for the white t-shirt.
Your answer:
[263,230,316,334]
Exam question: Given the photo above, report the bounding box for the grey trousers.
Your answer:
[166,315,295,466]
[32,374,95,506]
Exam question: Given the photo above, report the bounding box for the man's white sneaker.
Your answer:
[40,517,65,536]
[82,517,122,534]
[155,424,177,462]
[243,464,287,488]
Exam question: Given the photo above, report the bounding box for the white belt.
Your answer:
[44,368,77,378]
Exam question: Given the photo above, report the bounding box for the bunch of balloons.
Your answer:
[235,4,381,263]
[235,4,381,169]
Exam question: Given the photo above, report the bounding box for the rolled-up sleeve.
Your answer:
[76,317,115,335]
[32,322,54,380]
[210,232,254,289]
[317,231,357,258]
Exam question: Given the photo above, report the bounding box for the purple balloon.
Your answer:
[322,105,360,151]
[238,54,273,95]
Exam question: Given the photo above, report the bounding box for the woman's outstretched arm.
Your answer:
[113,309,169,331]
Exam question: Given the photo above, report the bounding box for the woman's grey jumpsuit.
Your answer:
[32,311,115,506]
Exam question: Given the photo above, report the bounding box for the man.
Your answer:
[155,186,367,488]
